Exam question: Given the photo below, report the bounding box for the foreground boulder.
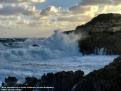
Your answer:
[1,70,84,91]
[40,70,84,91]
[72,56,121,91]
[2,77,18,87]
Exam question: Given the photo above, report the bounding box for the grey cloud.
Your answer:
[57,14,91,23]
[80,0,121,5]
[40,6,59,15]
[0,0,18,3]
[0,0,34,3]
[0,5,26,15]
[31,0,46,3]
[69,5,91,14]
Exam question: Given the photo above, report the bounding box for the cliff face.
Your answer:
[75,13,121,55]
[79,31,121,55]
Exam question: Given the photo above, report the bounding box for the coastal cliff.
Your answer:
[75,13,121,55]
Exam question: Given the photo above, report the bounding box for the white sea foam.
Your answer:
[0,31,117,83]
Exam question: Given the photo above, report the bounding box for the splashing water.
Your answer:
[0,31,117,83]
[0,31,80,61]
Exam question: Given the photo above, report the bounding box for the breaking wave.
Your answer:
[0,31,80,61]
[0,31,117,83]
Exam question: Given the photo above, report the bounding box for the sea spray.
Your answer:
[0,31,81,61]
[0,31,117,82]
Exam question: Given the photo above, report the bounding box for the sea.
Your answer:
[0,31,117,84]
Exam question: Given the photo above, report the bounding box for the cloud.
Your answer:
[31,0,46,3]
[0,0,18,3]
[40,6,60,15]
[0,0,46,3]
[98,4,121,14]
[0,5,25,15]
[0,0,121,37]
[80,0,121,5]
[69,5,91,14]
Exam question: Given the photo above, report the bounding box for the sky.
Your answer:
[0,0,121,38]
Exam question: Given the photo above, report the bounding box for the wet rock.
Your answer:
[22,77,38,91]
[40,70,84,91]
[2,76,18,87]
[72,56,121,91]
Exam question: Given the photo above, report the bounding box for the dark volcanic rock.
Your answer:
[40,70,84,91]
[79,31,121,55]
[72,56,121,91]
[1,70,84,91]
[75,13,121,55]
[1,77,38,91]
[22,77,38,91]
[2,77,18,87]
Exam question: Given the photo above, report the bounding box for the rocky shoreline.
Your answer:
[1,56,121,91]
[1,13,121,91]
